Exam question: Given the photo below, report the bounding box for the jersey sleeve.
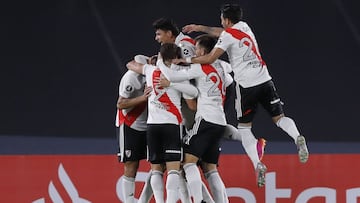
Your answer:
[134,54,149,64]
[158,59,202,82]
[118,72,135,98]
[178,41,196,57]
[214,31,233,52]
[172,80,198,99]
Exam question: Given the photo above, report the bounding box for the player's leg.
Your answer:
[200,124,228,203]
[137,170,153,203]
[165,162,181,203]
[223,124,266,161]
[183,158,202,203]
[203,165,228,203]
[237,124,267,187]
[234,82,267,161]
[178,169,192,203]
[150,166,165,203]
[117,125,147,202]
[183,118,206,203]
[235,83,267,187]
[121,161,139,203]
[273,114,309,163]
[163,124,183,203]
[261,80,309,163]
[146,124,166,203]
[201,181,215,203]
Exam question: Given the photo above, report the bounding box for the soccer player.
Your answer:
[152,18,197,129]
[151,18,214,203]
[179,3,310,186]
[127,43,199,203]
[153,18,267,187]
[157,36,233,203]
[115,55,152,203]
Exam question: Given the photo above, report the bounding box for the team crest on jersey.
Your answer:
[125,85,133,92]
[125,150,132,158]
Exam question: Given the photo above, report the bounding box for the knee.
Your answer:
[124,161,139,177]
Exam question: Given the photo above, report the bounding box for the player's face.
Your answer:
[195,43,205,57]
[155,29,173,44]
[220,15,230,28]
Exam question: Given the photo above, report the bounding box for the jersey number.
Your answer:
[206,72,224,97]
[239,37,256,62]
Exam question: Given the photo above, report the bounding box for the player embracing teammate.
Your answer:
[116,4,309,202]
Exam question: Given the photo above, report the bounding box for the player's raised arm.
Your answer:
[182,24,223,37]
[126,60,145,75]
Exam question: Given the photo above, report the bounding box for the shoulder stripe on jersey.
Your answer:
[153,70,182,124]
[225,28,266,66]
[180,38,196,45]
[118,102,147,127]
[201,64,226,104]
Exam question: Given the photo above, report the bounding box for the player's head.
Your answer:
[153,18,180,44]
[160,43,182,66]
[194,34,217,56]
[148,55,158,65]
[220,4,243,28]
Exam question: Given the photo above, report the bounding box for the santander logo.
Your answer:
[32,163,91,203]
[30,164,360,203]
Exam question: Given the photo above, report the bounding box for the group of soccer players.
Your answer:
[116,3,309,203]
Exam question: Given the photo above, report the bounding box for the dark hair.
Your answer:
[195,34,217,54]
[160,43,182,62]
[220,4,243,24]
[152,18,180,36]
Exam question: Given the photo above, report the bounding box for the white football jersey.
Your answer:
[158,59,231,126]
[115,70,147,131]
[175,32,196,58]
[215,21,272,88]
[143,64,195,125]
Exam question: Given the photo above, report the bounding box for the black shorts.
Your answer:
[235,80,284,123]
[183,118,225,164]
[147,124,183,164]
[116,124,147,162]
[224,81,237,127]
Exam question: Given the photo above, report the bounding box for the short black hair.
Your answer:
[160,43,182,62]
[152,18,180,36]
[220,4,243,24]
[195,34,217,54]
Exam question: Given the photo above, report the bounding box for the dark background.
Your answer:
[1,0,359,142]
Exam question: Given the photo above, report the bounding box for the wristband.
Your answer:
[185,57,192,63]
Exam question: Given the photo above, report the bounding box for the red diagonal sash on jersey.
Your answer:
[225,28,266,66]
[153,70,182,124]
[201,64,226,104]
[180,37,196,45]
[118,102,147,127]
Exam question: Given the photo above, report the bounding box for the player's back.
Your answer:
[217,21,271,88]
[191,60,227,126]
[143,65,183,125]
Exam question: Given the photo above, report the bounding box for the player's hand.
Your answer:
[143,86,152,98]
[182,24,200,34]
[159,74,170,88]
